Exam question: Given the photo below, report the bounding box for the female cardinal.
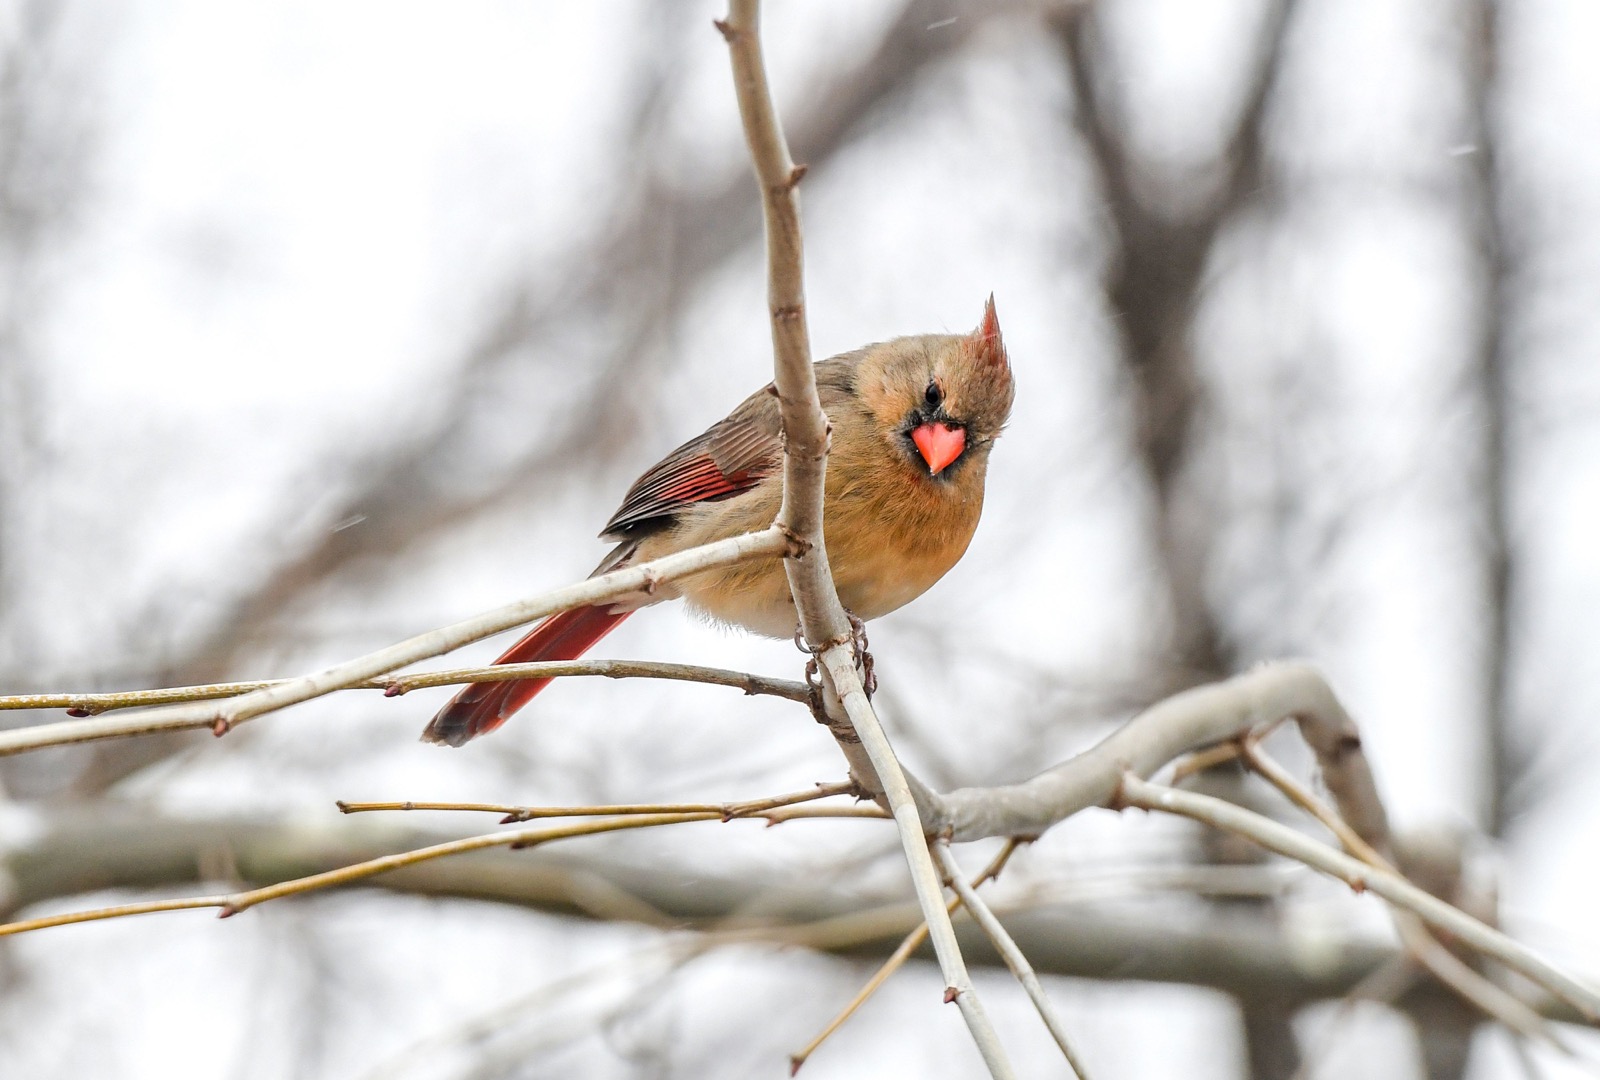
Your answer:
[422,296,1014,746]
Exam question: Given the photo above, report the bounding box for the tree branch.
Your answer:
[934,840,1092,1079]
[1242,739,1561,1046]
[922,661,1350,841]
[3,809,1591,1024]
[1118,774,1600,1024]
[0,659,809,716]
[718,3,1008,1073]
[0,527,791,754]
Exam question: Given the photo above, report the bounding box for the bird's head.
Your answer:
[857,295,1014,480]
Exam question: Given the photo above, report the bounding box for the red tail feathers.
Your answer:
[420,606,631,747]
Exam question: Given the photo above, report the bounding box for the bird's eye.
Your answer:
[924,381,943,409]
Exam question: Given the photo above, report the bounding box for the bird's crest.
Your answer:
[967,293,1008,372]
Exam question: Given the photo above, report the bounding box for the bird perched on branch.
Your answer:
[422,296,1015,747]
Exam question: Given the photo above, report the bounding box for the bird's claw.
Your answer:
[846,613,876,699]
[805,667,827,721]
[795,615,875,698]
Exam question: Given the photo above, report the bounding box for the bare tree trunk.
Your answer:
[1052,4,1302,1076]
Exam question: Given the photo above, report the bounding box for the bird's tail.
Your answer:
[420,605,632,747]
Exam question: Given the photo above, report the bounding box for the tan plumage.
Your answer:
[422,297,1014,746]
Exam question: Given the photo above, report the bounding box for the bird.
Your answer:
[421,296,1014,747]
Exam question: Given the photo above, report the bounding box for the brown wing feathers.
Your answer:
[601,392,783,538]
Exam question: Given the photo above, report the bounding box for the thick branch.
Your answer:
[923,661,1352,841]
[3,810,1591,1024]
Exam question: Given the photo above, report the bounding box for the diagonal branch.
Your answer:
[923,661,1348,841]
[1117,774,1600,1025]
[934,840,1092,1078]
[0,527,791,754]
[1242,739,1561,1046]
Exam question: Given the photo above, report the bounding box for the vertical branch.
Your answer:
[1465,0,1521,841]
[716,4,1012,1075]
[1409,3,1521,1074]
[715,2,843,647]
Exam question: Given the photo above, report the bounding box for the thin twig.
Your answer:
[934,840,1091,1079]
[1,795,878,939]
[382,658,810,701]
[790,839,1024,1074]
[337,781,857,824]
[0,527,791,755]
[1118,773,1600,1024]
[1168,740,1246,783]
[760,804,889,823]
[0,679,284,714]
[0,659,810,716]
[1240,736,1387,867]
[0,782,888,940]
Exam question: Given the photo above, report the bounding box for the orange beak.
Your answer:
[911,421,966,475]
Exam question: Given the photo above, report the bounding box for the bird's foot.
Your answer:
[846,612,876,699]
[793,615,875,698]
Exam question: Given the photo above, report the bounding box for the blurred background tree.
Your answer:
[1,1,1597,1077]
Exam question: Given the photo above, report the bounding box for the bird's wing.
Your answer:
[600,386,785,538]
